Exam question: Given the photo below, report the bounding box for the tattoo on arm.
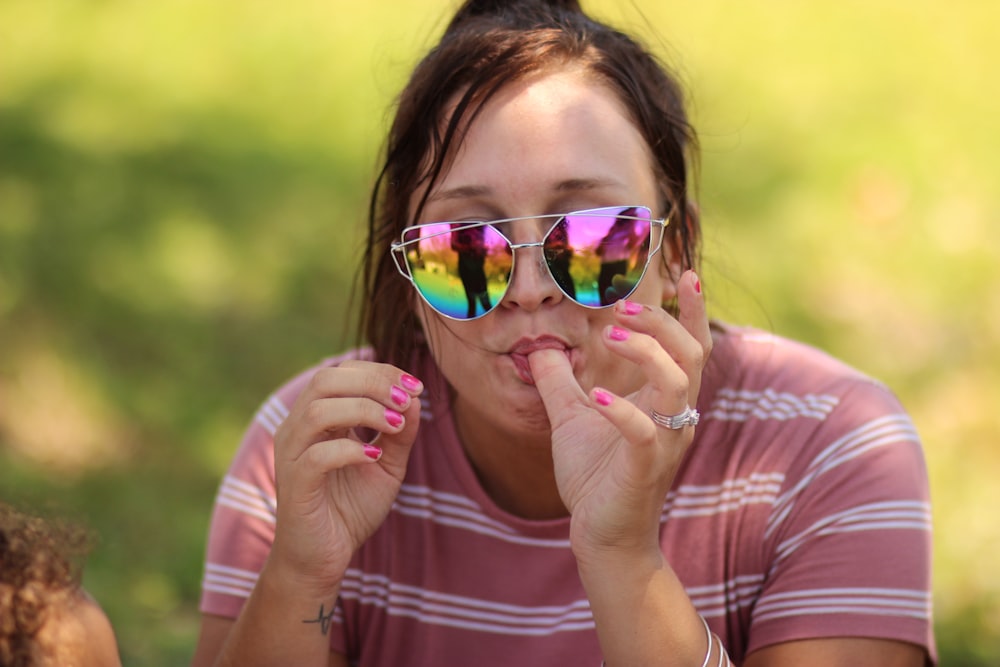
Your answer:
[303,603,336,636]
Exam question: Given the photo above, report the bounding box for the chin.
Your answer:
[514,400,553,432]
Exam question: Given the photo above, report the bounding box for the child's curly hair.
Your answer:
[0,503,92,667]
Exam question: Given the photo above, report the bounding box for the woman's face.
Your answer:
[413,67,676,438]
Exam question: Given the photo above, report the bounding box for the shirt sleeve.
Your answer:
[198,396,281,619]
[747,377,936,663]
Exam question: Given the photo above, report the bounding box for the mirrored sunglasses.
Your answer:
[390,205,667,320]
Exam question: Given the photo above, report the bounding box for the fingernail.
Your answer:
[400,373,423,392]
[390,385,408,407]
[608,326,630,342]
[622,300,644,315]
[693,273,702,294]
[593,388,614,407]
[363,444,382,461]
[385,408,404,428]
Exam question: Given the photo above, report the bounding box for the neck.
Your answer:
[453,396,568,520]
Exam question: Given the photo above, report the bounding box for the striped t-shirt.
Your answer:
[200,326,936,664]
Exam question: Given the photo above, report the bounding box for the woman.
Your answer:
[192,1,935,665]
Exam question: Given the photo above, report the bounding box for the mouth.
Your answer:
[507,336,572,385]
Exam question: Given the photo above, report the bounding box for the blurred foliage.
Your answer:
[1,0,998,664]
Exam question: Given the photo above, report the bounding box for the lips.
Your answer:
[507,336,572,384]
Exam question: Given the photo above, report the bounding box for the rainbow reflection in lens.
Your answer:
[546,206,652,307]
[401,222,512,319]
[395,206,658,320]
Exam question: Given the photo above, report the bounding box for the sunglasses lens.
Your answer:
[549,207,652,307]
[400,207,654,318]
[401,223,512,319]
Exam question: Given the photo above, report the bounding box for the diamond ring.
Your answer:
[649,406,700,430]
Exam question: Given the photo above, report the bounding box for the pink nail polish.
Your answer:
[593,389,614,407]
[693,274,702,294]
[400,373,423,392]
[609,326,630,342]
[390,385,408,407]
[363,444,382,461]
[622,300,644,315]
[385,408,404,428]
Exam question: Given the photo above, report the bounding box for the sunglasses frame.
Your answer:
[390,205,668,320]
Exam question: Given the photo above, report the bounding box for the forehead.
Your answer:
[423,67,657,211]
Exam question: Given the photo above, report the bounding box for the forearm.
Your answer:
[213,559,341,667]
[578,549,730,667]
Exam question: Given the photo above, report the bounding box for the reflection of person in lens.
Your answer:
[451,224,492,318]
[595,211,640,305]
[544,222,576,299]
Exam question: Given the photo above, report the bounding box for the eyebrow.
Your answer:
[426,184,491,203]
[426,177,623,203]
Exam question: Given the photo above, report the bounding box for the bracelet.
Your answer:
[600,616,730,667]
[698,615,713,667]
[705,616,732,667]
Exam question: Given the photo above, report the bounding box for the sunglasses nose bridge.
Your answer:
[507,240,545,252]
[498,237,567,309]
[507,241,548,275]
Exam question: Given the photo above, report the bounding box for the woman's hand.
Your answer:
[267,361,424,596]
[528,270,711,561]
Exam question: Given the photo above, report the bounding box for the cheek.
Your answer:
[416,310,484,376]
[415,302,445,356]
[650,251,678,305]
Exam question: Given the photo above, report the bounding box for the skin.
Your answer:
[413,66,691,522]
[191,67,927,667]
[38,589,122,667]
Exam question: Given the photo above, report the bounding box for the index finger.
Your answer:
[527,348,587,418]
[676,271,712,357]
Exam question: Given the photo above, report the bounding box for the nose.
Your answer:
[499,240,565,312]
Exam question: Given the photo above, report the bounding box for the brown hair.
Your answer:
[0,504,91,667]
[360,0,700,366]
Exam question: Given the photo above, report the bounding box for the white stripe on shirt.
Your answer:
[772,500,931,567]
[202,563,259,599]
[704,387,839,422]
[216,475,277,524]
[339,569,594,636]
[662,473,785,520]
[686,574,766,618]
[753,587,932,624]
[765,414,920,538]
[392,484,572,548]
[254,395,290,436]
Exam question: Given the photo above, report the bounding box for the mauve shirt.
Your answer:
[200,326,936,665]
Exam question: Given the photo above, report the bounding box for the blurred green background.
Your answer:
[1,0,997,664]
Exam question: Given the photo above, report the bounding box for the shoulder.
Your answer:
[702,324,906,420]
[707,325,876,386]
[688,327,933,659]
[693,325,926,496]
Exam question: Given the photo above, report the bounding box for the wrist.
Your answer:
[568,500,665,568]
[259,550,346,603]
[570,522,664,575]
[573,541,666,594]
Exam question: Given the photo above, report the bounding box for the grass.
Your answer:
[1,1,998,663]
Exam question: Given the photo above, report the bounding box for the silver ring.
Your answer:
[650,406,700,430]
